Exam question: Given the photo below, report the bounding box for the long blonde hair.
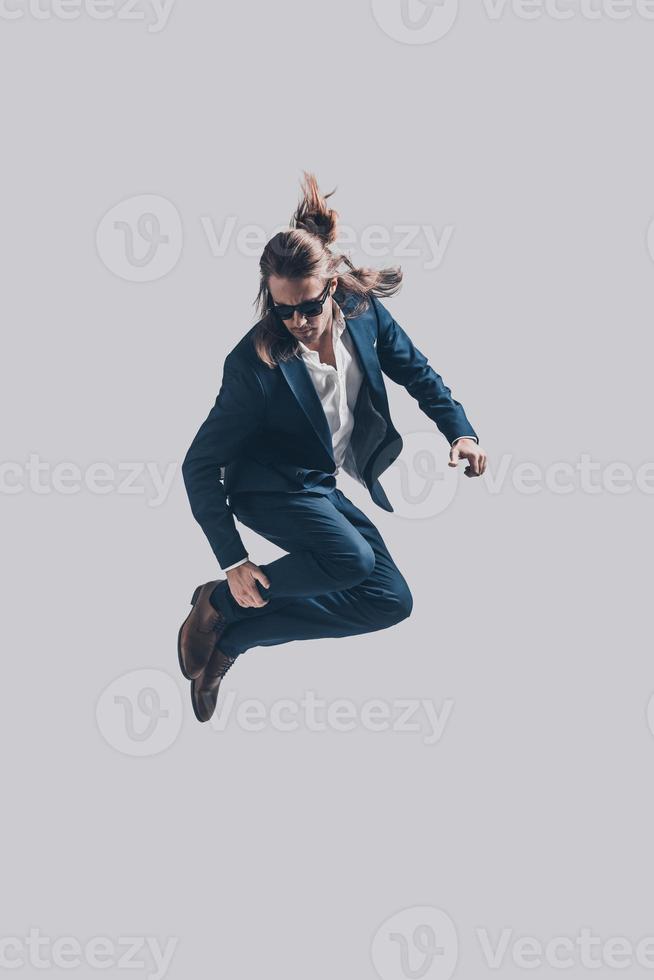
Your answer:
[252,172,403,368]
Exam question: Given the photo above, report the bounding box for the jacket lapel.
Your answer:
[344,316,389,416]
[277,297,390,467]
[278,355,336,465]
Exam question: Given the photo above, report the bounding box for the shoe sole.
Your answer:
[190,674,221,723]
[177,585,203,680]
[190,678,209,723]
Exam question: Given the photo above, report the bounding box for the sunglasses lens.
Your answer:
[271,284,329,321]
[299,302,322,317]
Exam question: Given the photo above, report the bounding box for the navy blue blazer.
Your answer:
[182,291,479,569]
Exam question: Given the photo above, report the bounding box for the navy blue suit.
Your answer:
[182,291,478,657]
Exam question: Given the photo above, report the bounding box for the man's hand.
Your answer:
[448,438,487,477]
[226,560,271,608]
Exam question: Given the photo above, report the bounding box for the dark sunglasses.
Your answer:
[268,281,332,322]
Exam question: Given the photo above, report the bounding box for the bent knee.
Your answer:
[324,540,375,589]
[398,585,413,621]
[386,582,414,625]
[344,541,376,586]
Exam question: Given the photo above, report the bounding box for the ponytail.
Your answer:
[252,171,403,368]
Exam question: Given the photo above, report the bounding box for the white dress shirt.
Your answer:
[295,299,366,486]
[221,299,478,571]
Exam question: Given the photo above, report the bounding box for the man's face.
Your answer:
[268,274,336,349]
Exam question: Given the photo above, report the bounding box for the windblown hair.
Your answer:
[252,171,403,368]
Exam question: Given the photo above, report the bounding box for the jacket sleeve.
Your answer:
[182,355,266,569]
[372,296,479,446]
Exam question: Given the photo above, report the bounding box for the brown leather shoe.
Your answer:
[190,647,237,723]
[177,580,227,680]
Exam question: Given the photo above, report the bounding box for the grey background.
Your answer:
[2,1,653,977]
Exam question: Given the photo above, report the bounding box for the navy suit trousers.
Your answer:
[209,486,413,658]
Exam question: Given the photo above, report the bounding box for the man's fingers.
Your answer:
[228,564,270,607]
[228,582,254,607]
[450,445,486,477]
[250,568,270,603]
[236,589,252,607]
[236,591,264,608]
[246,574,268,606]
[252,568,271,589]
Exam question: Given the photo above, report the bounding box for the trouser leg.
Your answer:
[212,488,413,658]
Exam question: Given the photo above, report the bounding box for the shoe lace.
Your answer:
[212,610,227,633]
[207,652,236,681]
[217,655,236,678]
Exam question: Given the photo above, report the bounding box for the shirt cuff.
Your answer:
[451,435,478,446]
[221,556,249,572]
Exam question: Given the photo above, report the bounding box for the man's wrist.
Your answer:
[221,555,249,572]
